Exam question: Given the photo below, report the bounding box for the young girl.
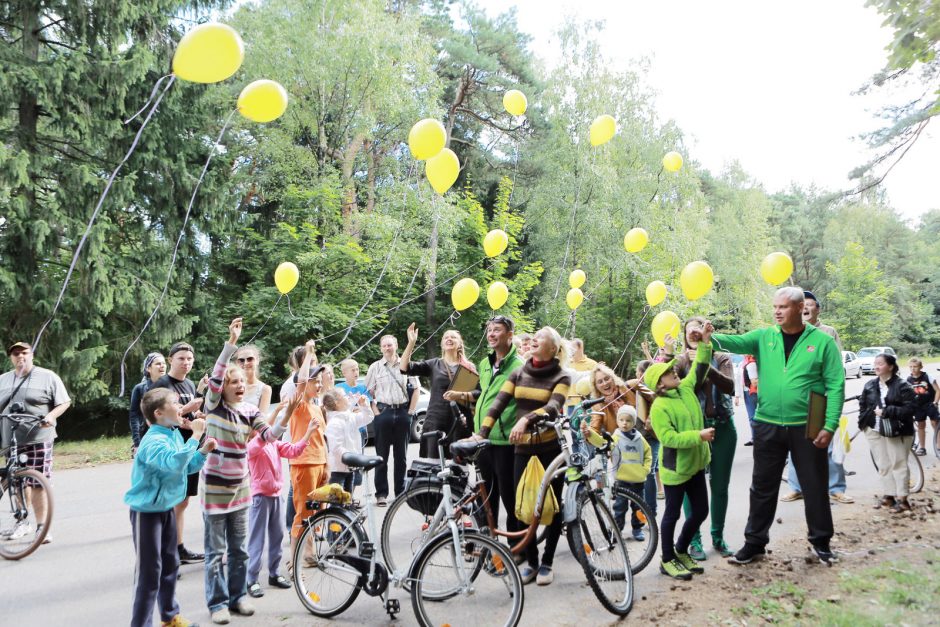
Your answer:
[201,318,289,624]
[245,399,316,599]
[907,357,940,456]
[645,323,715,581]
[322,388,375,492]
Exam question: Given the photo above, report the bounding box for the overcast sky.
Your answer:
[475,0,939,222]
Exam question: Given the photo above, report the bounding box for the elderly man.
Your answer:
[696,287,845,564]
[0,341,71,543]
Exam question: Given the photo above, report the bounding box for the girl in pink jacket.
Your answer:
[245,398,316,598]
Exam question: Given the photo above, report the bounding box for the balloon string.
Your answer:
[647,166,664,205]
[612,304,653,376]
[286,294,297,318]
[118,106,235,395]
[124,74,173,125]
[552,145,595,301]
[243,294,284,346]
[413,311,458,353]
[466,325,488,359]
[34,74,177,355]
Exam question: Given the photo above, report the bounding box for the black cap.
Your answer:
[168,342,195,357]
[6,341,31,355]
[293,364,326,384]
[803,291,819,305]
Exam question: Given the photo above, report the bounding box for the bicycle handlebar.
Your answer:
[0,413,46,426]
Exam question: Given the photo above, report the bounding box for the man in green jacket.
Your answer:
[469,315,524,534]
[697,287,845,565]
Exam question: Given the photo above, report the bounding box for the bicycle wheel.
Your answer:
[411,530,523,627]
[933,424,940,460]
[869,449,925,494]
[292,509,365,617]
[0,469,53,560]
[380,483,447,587]
[611,487,657,574]
[567,489,634,617]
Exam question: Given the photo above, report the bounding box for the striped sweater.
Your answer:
[201,342,284,514]
[480,358,570,454]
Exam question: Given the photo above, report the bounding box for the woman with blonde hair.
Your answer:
[401,324,479,458]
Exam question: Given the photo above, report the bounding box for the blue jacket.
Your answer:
[124,424,207,513]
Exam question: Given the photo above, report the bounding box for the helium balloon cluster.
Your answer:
[452,278,480,311]
[760,252,793,285]
[407,119,459,195]
[274,262,299,295]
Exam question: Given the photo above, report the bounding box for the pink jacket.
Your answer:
[247,434,308,497]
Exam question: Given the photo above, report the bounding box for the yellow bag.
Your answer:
[515,456,559,526]
[308,483,351,505]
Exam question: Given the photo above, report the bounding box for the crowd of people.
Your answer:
[2,286,937,626]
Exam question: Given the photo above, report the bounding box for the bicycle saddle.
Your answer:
[341,452,384,470]
[449,439,490,463]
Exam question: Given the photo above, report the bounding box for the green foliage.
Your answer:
[826,242,896,349]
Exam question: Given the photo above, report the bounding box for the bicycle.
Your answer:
[0,411,54,560]
[383,398,635,617]
[292,450,524,626]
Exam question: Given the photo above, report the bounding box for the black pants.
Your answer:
[130,508,180,627]
[477,443,520,534]
[745,422,832,548]
[374,405,411,498]
[513,448,563,568]
[660,471,708,562]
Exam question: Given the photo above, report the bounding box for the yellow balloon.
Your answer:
[589,114,617,147]
[487,281,509,310]
[760,252,794,286]
[623,228,649,253]
[566,288,584,310]
[237,80,289,123]
[574,377,593,398]
[274,262,299,295]
[451,278,480,311]
[483,229,509,257]
[408,119,447,161]
[646,281,667,307]
[503,89,528,116]
[425,148,460,195]
[651,311,681,348]
[172,23,245,84]
[662,151,683,173]
[680,261,714,301]
[569,269,586,289]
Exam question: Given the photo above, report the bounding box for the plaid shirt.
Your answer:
[365,357,419,405]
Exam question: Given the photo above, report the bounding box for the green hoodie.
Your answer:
[473,345,524,446]
[711,324,844,433]
[649,342,712,486]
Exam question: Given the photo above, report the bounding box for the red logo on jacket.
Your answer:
[807,346,815,352]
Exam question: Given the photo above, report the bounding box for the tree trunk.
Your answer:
[340,134,365,220]
[18,3,41,276]
[364,139,377,214]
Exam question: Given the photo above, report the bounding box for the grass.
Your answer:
[55,436,133,470]
[732,554,940,625]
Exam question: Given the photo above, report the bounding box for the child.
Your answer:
[125,387,216,627]
[335,358,372,486]
[201,318,289,624]
[322,388,375,492]
[245,398,316,599]
[645,323,715,581]
[610,405,652,541]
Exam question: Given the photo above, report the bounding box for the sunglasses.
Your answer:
[487,315,514,331]
[236,356,256,364]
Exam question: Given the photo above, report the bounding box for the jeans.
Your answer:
[247,495,283,584]
[130,509,180,627]
[643,440,660,519]
[744,392,758,438]
[660,471,708,562]
[204,509,249,612]
[373,405,411,498]
[329,471,354,494]
[786,445,846,495]
[613,480,646,531]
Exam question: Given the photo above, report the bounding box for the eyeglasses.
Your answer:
[236,356,256,364]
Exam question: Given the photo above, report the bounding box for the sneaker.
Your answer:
[178,545,204,564]
[656,490,665,501]
[688,540,707,561]
[632,528,645,542]
[268,574,292,589]
[813,545,839,565]
[376,496,387,507]
[210,608,230,625]
[162,615,199,627]
[519,565,537,585]
[744,440,753,446]
[36,524,52,544]
[830,492,854,504]
[675,551,705,574]
[729,543,765,565]
[3,521,34,541]
[659,559,693,580]
[712,538,734,557]
[536,565,554,585]
[916,447,927,456]
[247,582,264,598]
[230,599,255,616]
[779,491,803,502]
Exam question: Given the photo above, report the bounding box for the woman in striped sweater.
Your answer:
[201,318,288,624]
[474,326,570,587]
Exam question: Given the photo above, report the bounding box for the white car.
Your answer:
[856,346,897,375]
[842,351,861,378]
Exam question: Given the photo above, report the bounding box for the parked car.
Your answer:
[842,351,862,378]
[358,377,430,443]
[856,346,897,375]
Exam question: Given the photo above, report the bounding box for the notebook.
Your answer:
[805,391,827,440]
[448,365,480,394]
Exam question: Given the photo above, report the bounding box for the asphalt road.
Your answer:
[2,369,936,626]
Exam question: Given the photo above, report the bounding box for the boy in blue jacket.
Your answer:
[125,388,216,627]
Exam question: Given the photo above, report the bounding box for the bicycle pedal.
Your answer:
[385,598,400,617]
[359,541,375,559]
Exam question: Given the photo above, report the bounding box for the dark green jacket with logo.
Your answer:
[473,346,524,446]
